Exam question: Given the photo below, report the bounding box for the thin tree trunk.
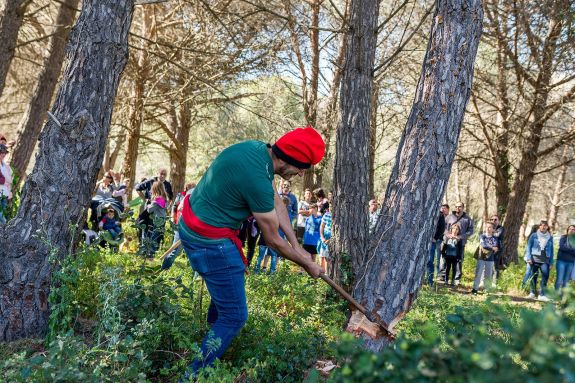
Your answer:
[368,83,379,199]
[121,6,155,199]
[102,132,126,177]
[481,173,490,223]
[302,0,321,191]
[10,0,80,184]
[0,0,133,341]
[0,0,29,97]
[331,0,379,285]
[501,2,565,265]
[315,7,349,188]
[547,148,569,231]
[353,0,483,350]
[168,98,191,194]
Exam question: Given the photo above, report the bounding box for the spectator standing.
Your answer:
[139,181,168,258]
[525,220,554,301]
[555,225,575,291]
[238,216,260,267]
[471,221,498,294]
[90,172,115,229]
[368,199,380,234]
[278,180,298,226]
[314,188,329,213]
[442,202,474,285]
[318,209,332,273]
[489,215,505,287]
[426,204,447,286]
[0,144,13,224]
[441,223,463,286]
[136,168,174,203]
[302,204,322,263]
[296,188,313,242]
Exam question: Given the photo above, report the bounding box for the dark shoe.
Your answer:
[471,289,478,294]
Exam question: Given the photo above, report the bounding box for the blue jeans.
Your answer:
[521,262,532,288]
[0,197,7,224]
[253,246,278,273]
[161,229,184,270]
[426,241,441,285]
[180,233,247,375]
[555,260,574,290]
[529,262,550,296]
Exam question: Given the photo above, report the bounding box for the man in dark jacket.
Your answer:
[426,204,447,286]
[136,168,174,203]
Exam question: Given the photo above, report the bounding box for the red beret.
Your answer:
[272,126,325,169]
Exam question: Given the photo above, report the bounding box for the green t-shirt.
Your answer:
[180,140,275,242]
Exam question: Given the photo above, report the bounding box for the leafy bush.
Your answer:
[317,289,575,383]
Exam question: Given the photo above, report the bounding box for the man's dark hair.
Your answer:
[441,203,450,209]
[314,188,325,199]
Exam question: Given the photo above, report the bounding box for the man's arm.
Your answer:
[253,207,322,278]
[274,191,299,247]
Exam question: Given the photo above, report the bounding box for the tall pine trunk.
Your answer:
[0,0,133,341]
[0,0,29,97]
[121,6,155,198]
[10,0,80,183]
[353,0,483,350]
[330,0,379,285]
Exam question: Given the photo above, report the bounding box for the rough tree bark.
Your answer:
[352,0,483,350]
[330,0,379,285]
[168,97,191,194]
[121,6,155,198]
[0,0,133,341]
[0,0,29,98]
[501,1,568,264]
[10,0,80,184]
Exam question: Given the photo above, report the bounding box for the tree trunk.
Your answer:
[368,83,379,199]
[547,149,569,231]
[0,0,133,341]
[0,0,29,97]
[10,0,80,184]
[101,132,126,178]
[315,11,349,189]
[353,0,483,350]
[331,0,379,285]
[302,0,321,191]
[121,6,155,199]
[500,3,565,265]
[168,98,191,194]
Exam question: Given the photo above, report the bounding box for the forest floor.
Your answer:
[0,236,572,383]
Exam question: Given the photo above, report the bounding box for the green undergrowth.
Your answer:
[1,242,574,382]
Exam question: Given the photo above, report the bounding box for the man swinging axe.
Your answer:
[178,126,325,378]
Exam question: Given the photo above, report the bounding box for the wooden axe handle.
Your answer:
[159,240,182,261]
[319,273,369,316]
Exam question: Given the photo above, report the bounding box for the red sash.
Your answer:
[182,196,248,268]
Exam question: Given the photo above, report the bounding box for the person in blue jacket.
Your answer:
[525,220,554,301]
[555,225,575,291]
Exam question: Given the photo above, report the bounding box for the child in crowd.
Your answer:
[99,208,122,239]
[318,205,332,274]
[442,224,463,286]
[139,181,168,257]
[471,222,498,294]
[302,204,322,263]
